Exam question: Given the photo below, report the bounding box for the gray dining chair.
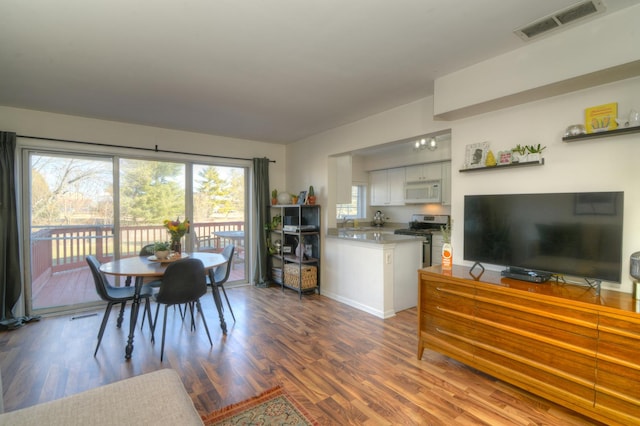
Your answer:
[210,244,236,322]
[86,255,154,356]
[151,258,213,361]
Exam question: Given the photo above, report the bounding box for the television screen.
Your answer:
[463,192,624,282]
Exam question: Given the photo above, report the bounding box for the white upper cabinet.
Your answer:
[405,163,442,183]
[370,168,405,206]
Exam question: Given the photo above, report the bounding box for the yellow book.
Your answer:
[585,102,618,133]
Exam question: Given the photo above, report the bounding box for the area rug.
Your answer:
[202,385,319,426]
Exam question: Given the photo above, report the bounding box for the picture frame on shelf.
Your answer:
[297,191,307,205]
[498,151,512,165]
[282,245,292,254]
[465,142,489,168]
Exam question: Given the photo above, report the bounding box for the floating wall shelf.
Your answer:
[459,159,544,173]
[562,126,640,142]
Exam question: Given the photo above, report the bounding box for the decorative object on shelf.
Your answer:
[511,144,527,163]
[630,109,640,126]
[498,151,512,165]
[273,239,282,254]
[565,124,586,136]
[441,223,452,271]
[307,186,316,205]
[271,189,278,205]
[585,102,618,133]
[297,191,307,205]
[153,241,171,260]
[291,194,298,204]
[277,192,291,205]
[484,150,497,167]
[464,142,489,169]
[295,237,304,258]
[525,144,546,162]
[164,217,189,254]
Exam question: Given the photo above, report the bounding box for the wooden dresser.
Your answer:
[418,265,640,426]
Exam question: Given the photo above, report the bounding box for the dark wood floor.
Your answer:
[1,285,604,425]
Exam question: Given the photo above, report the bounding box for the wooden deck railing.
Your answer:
[30,221,245,280]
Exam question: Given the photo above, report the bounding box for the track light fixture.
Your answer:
[414,137,437,151]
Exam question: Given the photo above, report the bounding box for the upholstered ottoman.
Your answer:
[0,369,203,425]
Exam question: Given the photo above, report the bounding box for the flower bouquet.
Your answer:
[164,218,190,254]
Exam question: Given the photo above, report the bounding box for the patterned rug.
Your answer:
[202,385,319,425]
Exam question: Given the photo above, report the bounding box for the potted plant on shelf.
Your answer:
[511,144,527,163]
[307,185,316,205]
[154,241,171,260]
[525,144,546,162]
[271,189,278,205]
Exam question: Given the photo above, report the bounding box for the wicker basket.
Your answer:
[284,264,317,289]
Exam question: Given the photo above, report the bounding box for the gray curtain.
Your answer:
[253,157,270,287]
[1,132,34,330]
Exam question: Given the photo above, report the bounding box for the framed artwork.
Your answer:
[282,245,292,254]
[498,151,512,165]
[297,191,307,205]
[465,142,489,168]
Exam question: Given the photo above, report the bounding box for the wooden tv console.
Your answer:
[418,265,640,426]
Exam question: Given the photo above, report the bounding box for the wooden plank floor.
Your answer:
[0,285,604,425]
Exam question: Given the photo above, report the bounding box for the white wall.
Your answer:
[288,82,640,293]
[0,106,286,177]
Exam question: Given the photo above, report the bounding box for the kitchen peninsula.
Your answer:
[325,228,422,318]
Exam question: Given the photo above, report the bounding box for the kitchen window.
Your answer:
[336,184,366,219]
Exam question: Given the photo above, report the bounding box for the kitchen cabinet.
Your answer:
[268,204,320,299]
[370,168,405,206]
[418,265,640,426]
[405,163,442,183]
[441,161,451,205]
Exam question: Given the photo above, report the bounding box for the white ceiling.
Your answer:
[1,0,638,144]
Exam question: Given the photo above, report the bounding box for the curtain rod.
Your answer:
[17,134,276,163]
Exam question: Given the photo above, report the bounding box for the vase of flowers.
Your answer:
[164,218,190,254]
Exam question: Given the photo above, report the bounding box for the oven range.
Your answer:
[394,214,449,267]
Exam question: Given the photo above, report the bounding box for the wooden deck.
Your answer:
[31,260,246,310]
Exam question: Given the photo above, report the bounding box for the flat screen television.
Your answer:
[463,192,624,282]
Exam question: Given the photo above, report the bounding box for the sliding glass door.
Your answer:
[25,149,248,315]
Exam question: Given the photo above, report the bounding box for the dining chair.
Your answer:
[86,255,154,356]
[151,258,213,361]
[210,244,236,322]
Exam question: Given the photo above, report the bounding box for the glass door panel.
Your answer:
[29,153,114,311]
[118,159,186,256]
[193,164,246,281]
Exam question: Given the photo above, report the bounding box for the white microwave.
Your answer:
[404,180,441,204]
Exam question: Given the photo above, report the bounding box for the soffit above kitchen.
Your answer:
[1,0,637,144]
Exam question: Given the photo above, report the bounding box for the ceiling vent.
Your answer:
[514,0,605,40]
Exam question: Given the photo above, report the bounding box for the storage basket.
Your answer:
[284,264,317,289]
[271,267,283,284]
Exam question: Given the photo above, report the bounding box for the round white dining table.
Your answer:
[99,252,227,359]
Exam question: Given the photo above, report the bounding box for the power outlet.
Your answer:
[385,253,392,264]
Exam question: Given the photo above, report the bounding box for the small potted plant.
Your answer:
[511,144,527,163]
[525,144,546,162]
[154,241,171,260]
[307,185,316,205]
[271,189,278,205]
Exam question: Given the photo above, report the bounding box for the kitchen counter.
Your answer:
[326,227,421,244]
[324,228,422,318]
